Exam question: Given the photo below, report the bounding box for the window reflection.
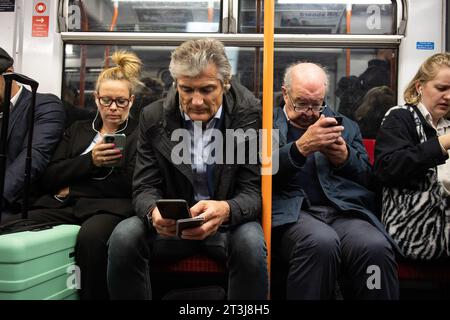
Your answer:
[68,0,221,32]
[239,0,395,34]
[63,44,397,138]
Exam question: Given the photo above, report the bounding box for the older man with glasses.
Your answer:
[271,62,399,300]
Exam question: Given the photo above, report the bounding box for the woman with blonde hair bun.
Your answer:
[26,50,142,299]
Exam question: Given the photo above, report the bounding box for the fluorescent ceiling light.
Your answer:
[278,0,391,4]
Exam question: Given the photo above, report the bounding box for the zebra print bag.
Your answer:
[381,105,450,260]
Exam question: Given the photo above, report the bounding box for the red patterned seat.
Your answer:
[153,254,226,273]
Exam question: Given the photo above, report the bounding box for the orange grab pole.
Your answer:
[346,4,352,77]
[262,0,274,298]
[104,2,119,68]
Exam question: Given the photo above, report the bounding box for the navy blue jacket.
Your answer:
[4,88,65,204]
[272,106,397,250]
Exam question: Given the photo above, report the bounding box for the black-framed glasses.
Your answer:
[286,91,324,113]
[96,95,131,109]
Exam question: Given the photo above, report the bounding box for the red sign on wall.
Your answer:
[35,2,46,14]
[32,0,49,37]
[32,15,49,37]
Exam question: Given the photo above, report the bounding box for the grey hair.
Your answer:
[283,61,329,94]
[169,38,232,85]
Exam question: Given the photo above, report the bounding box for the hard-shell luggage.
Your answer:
[0,224,80,299]
[0,73,80,300]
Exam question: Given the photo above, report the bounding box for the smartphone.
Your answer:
[156,199,191,220]
[333,116,343,126]
[103,133,126,151]
[176,216,205,237]
[103,133,126,167]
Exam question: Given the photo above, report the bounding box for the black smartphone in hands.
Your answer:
[176,216,205,237]
[156,199,191,220]
[333,116,343,126]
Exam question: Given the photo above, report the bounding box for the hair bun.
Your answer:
[111,50,143,79]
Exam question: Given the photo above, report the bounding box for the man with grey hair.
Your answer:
[272,62,399,299]
[107,39,268,299]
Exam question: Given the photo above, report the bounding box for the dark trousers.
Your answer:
[26,208,123,300]
[107,216,268,300]
[273,210,399,300]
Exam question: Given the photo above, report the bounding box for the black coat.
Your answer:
[132,79,262,227]
[374,105,448,186]
[31,117,138,219]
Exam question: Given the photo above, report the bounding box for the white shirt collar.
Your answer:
[10,84,23,108]
[417,102,450,131]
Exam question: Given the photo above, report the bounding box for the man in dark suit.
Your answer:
[0,47,65,214]
[107,39,268,299]
[272,62,399,299]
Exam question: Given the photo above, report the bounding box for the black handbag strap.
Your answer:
[0,73,39,222]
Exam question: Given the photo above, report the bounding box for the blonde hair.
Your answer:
[95,50,143,95]
[404,53,450,105]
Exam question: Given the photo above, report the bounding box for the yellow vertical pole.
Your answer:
[262,0,274,298]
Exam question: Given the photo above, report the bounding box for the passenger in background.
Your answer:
[375,53,450,260]
[130,76,164,119]
[0,47,65,215]
[107,38,268,300]
[358,49,392,94]
[336,49,393,121]
[25,50,142,299]
[354,86,396,139]
[62,84,96,128]
[272,62,399,299]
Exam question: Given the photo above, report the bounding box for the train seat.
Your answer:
[150,253,227,299]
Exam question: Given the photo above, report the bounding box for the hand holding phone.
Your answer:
[103,133,126,150]
[332,116,343,126]
[156,199,191,220]
[176,216,205,237]
[102,133,126,167]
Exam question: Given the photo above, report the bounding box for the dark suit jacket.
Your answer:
[31,117,138,219]
[132,79,262,227]
[4,88,65,204]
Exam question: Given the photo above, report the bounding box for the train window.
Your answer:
[63,43,397,138]
[62,44,255,121]
[67,0,222,33]
[239,0,396,35]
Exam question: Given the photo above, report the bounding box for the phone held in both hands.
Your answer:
[103,133,126,167]
[176,216,205,237]
[156,199,205,237]
[156,199,191,220]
